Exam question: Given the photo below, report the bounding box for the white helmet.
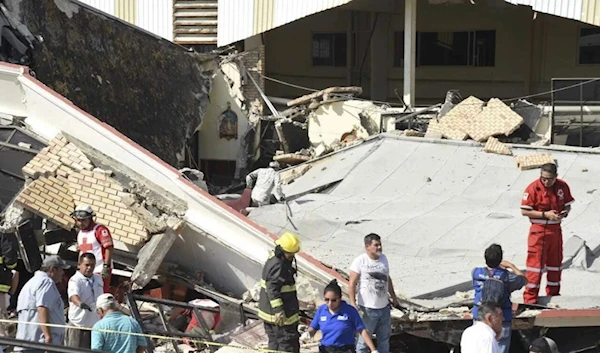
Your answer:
[71,204,95,219]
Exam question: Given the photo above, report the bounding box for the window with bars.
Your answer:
[312,33,347,67]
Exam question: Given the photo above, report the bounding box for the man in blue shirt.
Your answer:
[92,293,147,353]
[472,244,527,353]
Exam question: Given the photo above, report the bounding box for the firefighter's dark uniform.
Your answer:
[258,251,300,353]
[0,232,17,294]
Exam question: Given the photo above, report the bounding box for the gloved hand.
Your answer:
[79,302,92,311]
[101,264,111,279]
[300,331,311,342]
[372,350,379,353]
[274,311,286,326]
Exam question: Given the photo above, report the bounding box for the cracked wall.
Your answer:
[2,0,214,166]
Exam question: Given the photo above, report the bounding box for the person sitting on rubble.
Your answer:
[259,232,301,353]
[301,279,378,353]
[245,161,285,206]
[472,244,527,353]
[71,204,114,293]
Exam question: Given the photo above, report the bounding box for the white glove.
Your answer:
[372,351,379,353]
[300,331,311,342]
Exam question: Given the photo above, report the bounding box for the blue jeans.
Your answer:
[472,320,511,353]
[357,305,391,353]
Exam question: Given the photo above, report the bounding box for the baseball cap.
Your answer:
[96,293,116,309]
[530,337,559,353]
[42,255,70,269]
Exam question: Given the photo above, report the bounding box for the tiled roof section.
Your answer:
[439,96,484,141]
[484,137,512,156]
[22,135,93,178]
[466,98,524,142]
[16,134,149,246]
[15,176,75,229]
[516,152,555,170]
[69,171,148,244]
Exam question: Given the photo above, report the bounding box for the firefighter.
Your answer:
[0,231,18,336]
[259,232,301,353]
[520,163,574,304]
[71,204,114,293]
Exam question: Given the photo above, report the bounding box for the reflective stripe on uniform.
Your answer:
[270,298,283,308]
[547,281,560,286]
[546,266,562,271]
[257,310,299,325]
[0,284,11,293]
[260,279,296,293]
[526,267,543,273]
[526,283,540,288]
[530,219,561,225]
[0,257,12,269]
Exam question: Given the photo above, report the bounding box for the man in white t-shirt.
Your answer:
[460,302,503,353]
[65,253,104,349]
[349,233,399,353]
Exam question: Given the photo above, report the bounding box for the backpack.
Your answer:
[480,268,508,306]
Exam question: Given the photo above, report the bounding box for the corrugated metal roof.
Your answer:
[137,0,174,41]
[217,0,353,47]
[174,0,218,44]
[506,0,600,26]
[115,0,136,23]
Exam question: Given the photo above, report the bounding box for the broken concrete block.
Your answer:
[484,137,512,156]
[404,129,425,137]
[425,118,444,139]
[515,153,554,170]
[466,98,524,142]
[131,228,178,290]
[531,138,550,147]
[563,235,586,267]
[440,96,484,140]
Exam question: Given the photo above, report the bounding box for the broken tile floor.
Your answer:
[249,134,600,308]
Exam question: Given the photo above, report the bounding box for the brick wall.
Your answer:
[241,45,265,115]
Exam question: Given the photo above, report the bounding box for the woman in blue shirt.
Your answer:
[301,280,378,353]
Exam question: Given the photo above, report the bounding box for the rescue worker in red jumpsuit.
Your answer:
[520,163,574,304]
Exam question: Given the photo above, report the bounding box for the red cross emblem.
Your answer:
[79,237,94,253]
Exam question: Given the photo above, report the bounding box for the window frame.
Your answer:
[311,32,348,68]
[577,27,600,65]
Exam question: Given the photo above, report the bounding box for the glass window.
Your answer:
[579,28,600,64]
[312,33,347,67]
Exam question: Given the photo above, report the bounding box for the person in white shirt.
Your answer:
[245,162,285,206]
[460,302,504,353]
[65,253,104,349]
[349,233,399,353]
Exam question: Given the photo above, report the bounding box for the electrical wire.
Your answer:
[260,73,600,108]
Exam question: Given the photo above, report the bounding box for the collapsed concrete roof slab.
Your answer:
[1,0,214,165]
[0,62,342,301]
[250,134,600,306]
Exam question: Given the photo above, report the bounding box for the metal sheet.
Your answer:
[137,0,174,41]
[250,135,600,305]
[77,0,116,15]
[505,0,588,22]
[217,0,353,47]
[115,0,136,24]
[174,0,218,44]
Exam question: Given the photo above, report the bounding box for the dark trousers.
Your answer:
[65,323,92,349]
[319,345,355,353]
[264,322,299,353]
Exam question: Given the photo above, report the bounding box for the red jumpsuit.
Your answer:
[521,178,574,304]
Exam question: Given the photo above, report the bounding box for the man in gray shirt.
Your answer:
[16,255,70,352]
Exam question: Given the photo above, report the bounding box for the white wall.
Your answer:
[197,62,249,161]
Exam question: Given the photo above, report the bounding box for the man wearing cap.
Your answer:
[66,253,104,349]
[258,232,301,353]
[15,255,70,352]
[72,204,114,293]
[530,337,560,353]
[92,293,147,353]
[245,162,285,206]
